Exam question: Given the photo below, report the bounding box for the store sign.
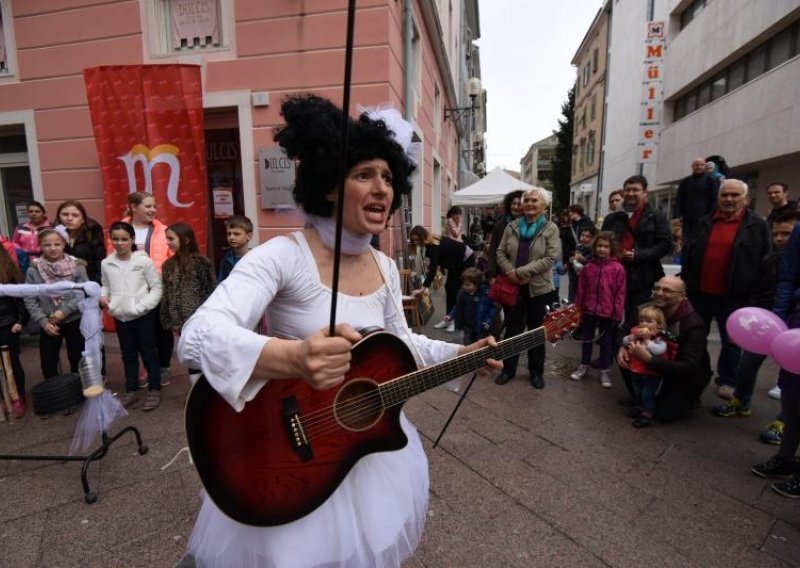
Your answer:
[638,21,665,164]
[259,147,296,209]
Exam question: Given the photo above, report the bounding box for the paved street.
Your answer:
[1,285,799,567]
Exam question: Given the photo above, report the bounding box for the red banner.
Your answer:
[84,65,208,251]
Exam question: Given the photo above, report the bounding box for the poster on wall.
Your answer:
[83,65,209,251]
[212,187,234,218]
[259,147,296,209]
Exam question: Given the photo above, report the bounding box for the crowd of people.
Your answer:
[0,195,254,418]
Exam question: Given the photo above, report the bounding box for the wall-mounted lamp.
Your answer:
[444,77,482,124]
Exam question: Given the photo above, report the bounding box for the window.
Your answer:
[434,83,441,135]
[590,94,596,121]
[586,131,596,166]
[583,64,591,87]
[410,19,422,116]
[728,58,746,90]
[674,97,686,121]
[571,146,577,174]
[697,82,711,107]
[146,0,231,57]
[679,0,708,31]
[684,89,698,114]
[747,44,767,81]
[768,26,793,70]
[593,48,599,74]
[710,72,727,100]
[0,0,14,75]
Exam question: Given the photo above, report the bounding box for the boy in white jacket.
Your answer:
[100,222,163,410]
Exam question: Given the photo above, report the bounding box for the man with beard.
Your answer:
[617,276,711,422]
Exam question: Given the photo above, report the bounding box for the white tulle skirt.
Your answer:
[186,413,429,568]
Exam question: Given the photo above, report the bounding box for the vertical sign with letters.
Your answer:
[638,21,665,165]
[259,147,296,209]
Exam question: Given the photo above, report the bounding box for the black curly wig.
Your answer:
[273,94,416,217]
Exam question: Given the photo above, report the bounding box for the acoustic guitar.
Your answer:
[185,305,581,526]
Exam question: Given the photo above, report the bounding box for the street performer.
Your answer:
[177,94,498,567]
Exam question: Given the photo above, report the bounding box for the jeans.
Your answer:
[579,314,616,370]
[731,350,767,408]
[39,319,84,379]
[502,288,556,377]
[632,372,662,419]
[690,292,741,386]
[154,301,174,369]
[116,310,161,392]
[778,388,800,462]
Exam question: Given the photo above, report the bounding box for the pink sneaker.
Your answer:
[11,399,27,418]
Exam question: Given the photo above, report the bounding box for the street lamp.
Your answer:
[444,77,482,127]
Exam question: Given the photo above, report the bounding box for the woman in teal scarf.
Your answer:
[494,188,561,388]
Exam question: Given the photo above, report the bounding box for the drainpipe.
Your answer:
[403,0,413,121]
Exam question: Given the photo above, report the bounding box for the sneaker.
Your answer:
[760,420,784,445]
[160,367,171,388]
[445,322,456,332]
[751,455,796,478]
[138,368,148,388]
[570,364,588,381]
[717,384,735,400]
[712,397,752,418]
[771,475,800,499]
[142,390,161,411]
[121,390,143,409]
[626,408,641,418]
[632,417,652,428]
[767,385,781,400]
[11,399,27,418]
[433,319,449,329]
[599,370,612,389]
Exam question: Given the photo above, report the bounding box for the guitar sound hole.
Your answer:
[333,379,382,432]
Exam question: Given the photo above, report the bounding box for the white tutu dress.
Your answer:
[178,233,459,567]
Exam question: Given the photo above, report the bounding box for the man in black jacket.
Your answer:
[673,157,719,249]
[563,204,594,301]
[602,175,672,324]
[680,179,771,397]
[618,276,711,422]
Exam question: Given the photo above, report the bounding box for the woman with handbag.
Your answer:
[494,188,561,388]
[410,225,475,332]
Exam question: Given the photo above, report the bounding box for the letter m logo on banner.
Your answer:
[84,65,209,251]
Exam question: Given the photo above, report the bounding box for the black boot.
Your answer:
[495,371,515,385]
[530,371,544,389]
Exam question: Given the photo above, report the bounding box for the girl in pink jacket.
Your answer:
[570,230,626,388]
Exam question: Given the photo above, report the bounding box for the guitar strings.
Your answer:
[296,317,574,441]
[299,316,571,436]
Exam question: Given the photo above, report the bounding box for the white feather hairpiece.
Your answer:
[357,104,422,166]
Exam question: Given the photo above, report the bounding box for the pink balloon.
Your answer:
[771,329,800,374]
[726,307,788,355]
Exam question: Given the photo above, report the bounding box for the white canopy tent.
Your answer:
[450,167,552,206]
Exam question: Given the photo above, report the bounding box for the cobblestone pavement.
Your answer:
[0,286,798,567]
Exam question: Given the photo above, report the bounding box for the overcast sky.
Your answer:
[477,1,604,172]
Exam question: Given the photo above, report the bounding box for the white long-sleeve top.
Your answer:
[178,232,460,412]
[100,251,162,322]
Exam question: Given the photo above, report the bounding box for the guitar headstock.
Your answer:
[543,304,582,343]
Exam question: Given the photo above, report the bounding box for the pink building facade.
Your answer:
[0,0,475,263]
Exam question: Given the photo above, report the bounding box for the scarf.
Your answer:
[37,255,78,306]
[518,214,546,240]
[305,214,373,255]
[621,202,646,252]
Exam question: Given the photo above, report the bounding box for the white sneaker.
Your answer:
[600,370,612,389]
[445,322,456,332]
[570,364,587,381]
[160,367,172,388]
[433,320,449,329]
[767,385,781,400]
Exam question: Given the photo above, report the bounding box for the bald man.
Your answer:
[673,156,719,249]
[618,276,711,422]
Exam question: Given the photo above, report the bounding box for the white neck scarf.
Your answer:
[305,214,372,255]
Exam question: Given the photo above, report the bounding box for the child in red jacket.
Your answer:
[570,231,626,388]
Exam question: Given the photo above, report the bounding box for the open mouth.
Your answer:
[364,204,387,223]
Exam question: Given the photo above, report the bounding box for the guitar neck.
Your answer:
[379,326,547,407]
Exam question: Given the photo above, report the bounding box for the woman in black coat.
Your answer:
[56,200,106,284]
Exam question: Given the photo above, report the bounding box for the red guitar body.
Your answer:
[185,331,418,527]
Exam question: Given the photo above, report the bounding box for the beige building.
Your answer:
[520,133,556,188]
[570,3,609,216]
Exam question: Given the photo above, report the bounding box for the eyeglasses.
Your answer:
[652,285,684,295]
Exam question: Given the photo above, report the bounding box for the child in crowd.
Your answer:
[552,257,567,296]
[100,222,163,411]
[442,267,496,345]
[161,223,215,382]
[622,305,676,428]
[24,227,88,381]
[12,201,52,264]
[217,215,253,284]
[570,225,598,275]
[0,245,29,418]
[570,231,626,388]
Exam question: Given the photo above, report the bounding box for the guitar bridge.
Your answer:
[282,395,313,462]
